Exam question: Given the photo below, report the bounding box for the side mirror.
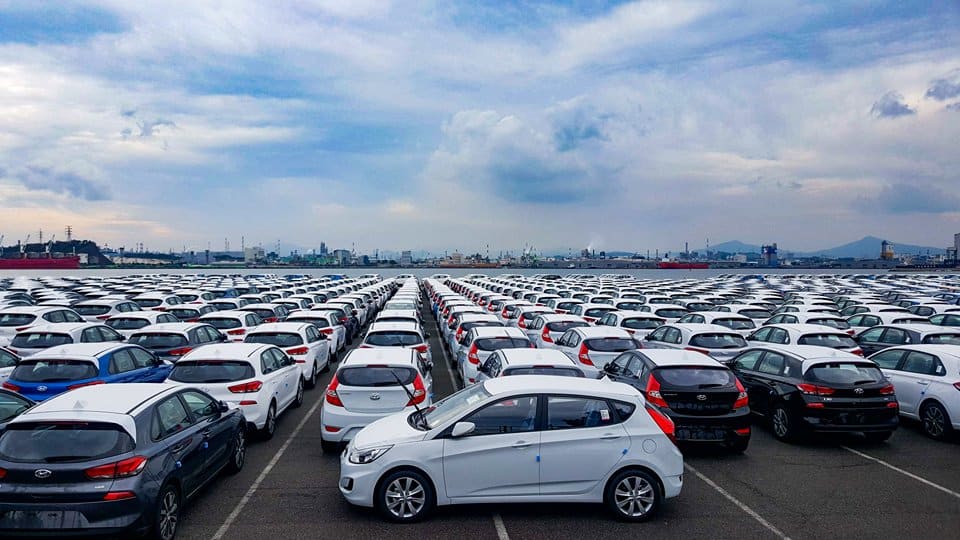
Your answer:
[219,400,230,413]
[118,335,127,341]
[746,335,756,341]
[602,363,611,372]
[477,363,489,375]
[424,362,434,373]
[220,334,229,342]
[451,421,475,438]
[644,335,654,341]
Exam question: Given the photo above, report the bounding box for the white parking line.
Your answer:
[212,398,324,540]
[841,446,960,499]
[493,513,510,540]
[684,463,791,540]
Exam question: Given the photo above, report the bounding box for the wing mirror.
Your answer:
[218,400,230,413]
[451,421,476,438]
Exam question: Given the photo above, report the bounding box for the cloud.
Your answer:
[17,166,110,201]
[869,182,959,214]
[137,118,176,137]
[925,69,960,101]
[550,99,611,152]
[947,102,960,112]
[870,91,916,118]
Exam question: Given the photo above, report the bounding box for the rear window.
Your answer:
[714,318,755,330]
[168,308,200,319]
[211,301,237,310]
[689,333,747,349]
[475,337,531,350]
[177,294,200,302]
[129,333,189,349]
[365,332,423,347]
[0,314,36,327]
[135,299,162,308]
[169,360,255,383]
[654,367,736,388]
[797,334,857,349]
[739,310,772,318]
[804,362,884,385]
[585,338,638,352]
[203,318,242,330]
[106,318,150,331]
[0,422,134,463]
[655,309,688,319]
[546,321,590,332]
[338,366,416,386]
[809,318,850,330]
[73,305,111,316]
[11,359,99,382]
[10,333,73,349]
[616,302,646,311]
[622,318,663,330]
[584,308,615,318]
[291,317,330,328]
[504,367,584,377]
[922,334,960,345]
[248,309,275,319]
[245,332,303,347]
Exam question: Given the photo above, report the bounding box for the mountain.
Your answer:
[805,236,945,258]
[704,241,763,253]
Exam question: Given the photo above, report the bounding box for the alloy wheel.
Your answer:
[233,430,245,468]
[158,488,179,540]
[773,408,789,438]
[923,405,946,438]
[384,476,426,519]
[614,475,655,517]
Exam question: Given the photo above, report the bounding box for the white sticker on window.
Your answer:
[600,409,610,421]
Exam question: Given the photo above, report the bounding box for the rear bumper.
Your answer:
[0,498,149,536]
[667,409,752,442]
[801,409,899,433]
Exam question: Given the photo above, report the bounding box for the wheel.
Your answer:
[771,405,796,442]
[260,402,277,440]
[292,378,304,408]
[725,435,750,453]
[920,401,953,441]
[151,483,181,540]
[224,428,246,474]
[322,352,333,373]
[604,469,661,522]
[375,469,435,523]
[320,438,341,454]
[863,430,893,444]
[306,362,318,389]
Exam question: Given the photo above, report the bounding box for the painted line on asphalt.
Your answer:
[212,397,324,540]
[841,445,960,499]
[684,463,791,540]
[493,513,510,540]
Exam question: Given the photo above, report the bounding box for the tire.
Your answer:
[771,405,796,442]
[725,435,750,453]
[292,378,304,408]
[151,483,181,540]
[260,402,277,440]
[306,362,318,389]
[920,401,953,441]
[375,469,435,523]
[322,352,333,372]
[320,438,341,454]
[604,469,662,522]
[863,430,893,444]
[224,428,246,474]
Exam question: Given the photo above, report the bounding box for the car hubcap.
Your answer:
[234,432,245,467]
[159,490,178,540]
[924,407,945,437]
[614,476,654,517]
[773,409,788,437]
[385,477,425,518]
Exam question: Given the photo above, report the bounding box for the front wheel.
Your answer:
[921,401,952,440]
[605,469,662,522]
[375,469,435,523]
[306,362,318,389]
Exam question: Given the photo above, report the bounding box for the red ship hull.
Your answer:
[657,261,710,269]
[0,257,81,270]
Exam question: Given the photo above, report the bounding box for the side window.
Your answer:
[261,351,278,374]
[153,396,192,439]
[666,328,682,344]
[871,349,905,369]
[100,327,123,341]
[624,356,643,378]
[733,350,763,371]
[858,327,885,342]
[271,349,291,368]
[750,327,771,341]
[546,396,617,430]
[929,315,945,325]
[246,314,259,326]
[756,353,786,376]
[847,315,863,326]
[692,315,705,324]
[81,327,103,343]
[607,353,630,375]
[770,328,789,344]
[62,310,83,323]
[570,333,582,348]
[306,327,321,343]
[901,351,940,375]
[44,311,65,323]
[109,349,137,374]
[131,347,158,368]
[461,396,537,436]
[0,349,17,368]
[490,355,503,377]
[181,391,218,420]
[204,327,222,342]
[785,358,802,378]
[880,328,909,344]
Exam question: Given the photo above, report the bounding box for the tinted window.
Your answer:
[504,367,583,377]
[109,349,137,374]
[809,318,850,330]
[757,353,786,375]
[654,367,736,388]
[804,362,884,384]
[105,318,150,330]
[689,334,747,349]
[622,318,663,330]
[130,333,188,348]
[337,366,416,386]
[740,310,772,319]
[475,337,532,351]
[203,318,242,330]
[365,332,422,346]
[181,391,218,419]
[244,332,302,348]
[585,338,637,352]
[0,392,31,423]
[797,334,857,348]
[0,314,36,327]
[901,352,942,375]
[0,422,134,462]
[715,318,755,330]
[870,349,904,369]
[546,321,590,333]
[655,309,688,319]
[0,349,18,368]
[154,397,192,439]
[10,333,72,348]
[462,396,537,436]
[135,299,162,308]
[11,359,99,382]
[546,396,617,430]
[169,360,255,383]
[922,334,960,345]
[73,305,111,316]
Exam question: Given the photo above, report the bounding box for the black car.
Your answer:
[128,323,228,361]
[855,324,960,356]
[0,383,245,539]
[0,388,33,432]
[730,346,899,442]
[602,350,751,452]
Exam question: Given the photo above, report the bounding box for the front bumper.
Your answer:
[338,446,381,508]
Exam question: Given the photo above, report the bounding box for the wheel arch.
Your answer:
[604,464,665,500]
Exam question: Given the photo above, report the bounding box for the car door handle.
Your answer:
[511,441,532,449]
[201,429,212,438]
[917,381,930,385]
[170,437,193,453]
[600,433,621,440]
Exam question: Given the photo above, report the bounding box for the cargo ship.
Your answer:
[0,256,81,270]
[657,261,710,269]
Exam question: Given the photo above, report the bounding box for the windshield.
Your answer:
[0,422,133,463]
[654,367,736,388]
[421,383,490,430]
[105,318,149,330]
[475,337,531,350]
[168,360,255,383]
[585,337,638,352]
[203,318,242,330]
[72,305,111,316]
[338,366,416,387]
[0,314,36,327]
[804,362,884,385]
[10,333,73,349]
[689,333,747,349]
[245,332,303,347]
[797,334,857,349]
[11,359,99,382]
[129,333,188,349]
[365,332,423,347]
[504,367,583,377]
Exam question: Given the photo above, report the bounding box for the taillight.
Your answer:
[796,383,836,396]
[877,384,895,395]
[287,346,310,356]
[85,456,147,480]
[501,308,509,318]
[455,327,464,342]
[2,382,20,392]
[227,329,246,336]
[339,317,349,323]
[68,380,105,391]
[645,404,675,443]
[320,328,334,335]
[541,328,554,343]
[0,467,6,480]
[228,381,263,393]
[96,315,111,320]
[734,378,749,409]
[578,343,593,366]
[468,343,480,365]
[168,347,193,356]
[413,344,428,354]
[518,317,527,329]
[15,326,30,332]
[684,347,710,355]
[325,376,343,406]
[645,374,668,407]
[851,348,864,357]
[407,374,426,407]
[953,382,960,392]
[886,402,899,408]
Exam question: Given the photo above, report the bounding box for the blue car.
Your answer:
[1,343,173,402]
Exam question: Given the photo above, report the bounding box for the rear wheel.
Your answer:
[920,401,952,440]
[292,378,304,408]
[375,469,435,523]
[306,362,318,389]
[151,483,180,540]
[604,469,661,522]
[771,405,796,442]
[224,429,246,474]
[260,402,277,440]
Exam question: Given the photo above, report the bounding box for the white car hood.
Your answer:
[352,410,428,450]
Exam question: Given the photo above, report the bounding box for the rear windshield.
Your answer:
[177,295,200,302]
[504,367,583,377]
[169,360,255,383]
[809,318,850,330]
[622,318,663,330]
[689,333,747,349]
[584,308,615,318]
[739,309,772,319]
[556,302,582,311]
[105,318,150,331]
[11,359,99,382]
[168,308,200,319]
[462,321,504,332]
[0,314,36,327]
[655,309,688,319]
[797,334,857,349]
[585,338,637,352]
[804,362,884,385]
[246,332,303,347]
[248,309,276,319]
[135,299,162,308]
[547,321,590,332]
[922,334,960,345]
[129,333,188,348]
[475,337,531,350]
[377,317,416,324]
[616,302,646,311]
[338,366,416,386]
[290,317,330,328]
[202,318,242,330]
[211,301,237,310]
[366,332,423,347]
[715,318,755,330]
[0,422,134,463]
[10,333,73,348]
[654,367,736,388]
[73,305,110,316]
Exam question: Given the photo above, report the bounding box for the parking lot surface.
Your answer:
[164,297,960,540]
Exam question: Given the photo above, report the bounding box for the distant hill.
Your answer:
[704,241,763,254]
[805,236,945,258]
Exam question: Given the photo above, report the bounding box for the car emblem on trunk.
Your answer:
[370,393,381,400]
[34,469,52,479]
[696,394,707,401]
[37,386,48,392]
[854,388,864,394]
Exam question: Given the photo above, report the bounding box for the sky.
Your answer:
[0,0,958,256]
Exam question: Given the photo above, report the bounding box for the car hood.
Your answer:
[351,411,428,450]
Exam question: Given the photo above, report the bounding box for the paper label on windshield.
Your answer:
[600,409,610,421]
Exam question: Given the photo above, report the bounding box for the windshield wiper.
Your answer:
[44,455,93,463]
[698,383,725,389]
[852,380,877,385]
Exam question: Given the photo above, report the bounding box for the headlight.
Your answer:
[348,445,393,464]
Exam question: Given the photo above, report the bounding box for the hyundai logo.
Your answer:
[34,469,52,479]
[36,385,48,392]
[369,393,381,401]
[696,394,707,401]
[854,388,865,395]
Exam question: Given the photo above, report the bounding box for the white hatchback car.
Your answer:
[475,348,585,381]
[338,376,682,523]
[362,322,433,367]
[166,343,302,439]
[286,310,348,354]
[199,310,264,342]
[554,327,642,378]
[244,322,330,389]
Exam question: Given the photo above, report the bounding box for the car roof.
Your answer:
[691,311,752,319]
[0,306,64,315]
[108,311,168,320]
[179,343,272,360]
[341,348,417,366]
[671,323,741,334]
[19,322,100,334]
[200,310,251,319]
[877,323,960,334]
[766,323,850,334]
[470,327,527,338]
[482,374,640,399]
[616,311,664,319]
[249,322,312,333]
[747,344,861,361]
[638,349,727,367]
[877,344,960,359]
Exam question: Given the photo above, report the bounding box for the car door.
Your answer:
[644,326,669,349]
[107,348,140,383]
[180,389,233,475]
[130,347,170,382]
[272,349,299,410]
[856,327,887,355]
[153,394,205,495]
[751,352,789,413]
[539,395,629,495]
[80,327,104,343]
[893,351,942,415]
[730,350,767,413]
[442,395,540,499]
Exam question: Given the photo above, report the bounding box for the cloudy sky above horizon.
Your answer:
[0,0,958,256]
